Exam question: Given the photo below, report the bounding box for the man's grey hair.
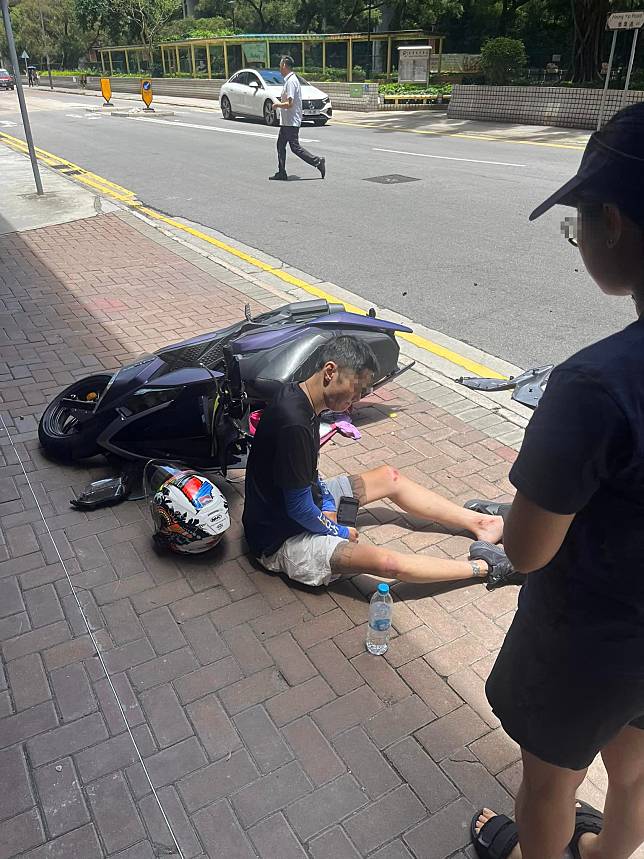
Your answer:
[280,55,295,70]
[315,335,378,376]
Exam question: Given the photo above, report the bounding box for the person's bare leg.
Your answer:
[515,749,586,859]
[473,748,586,859]
[330,540,481,584]
[578,725,644,859]
[351,465,504,544]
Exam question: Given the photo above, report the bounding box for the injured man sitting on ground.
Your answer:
[242,334,524,590]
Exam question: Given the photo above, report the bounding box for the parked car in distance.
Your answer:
[0,69,15,90]
[219,68,332,127]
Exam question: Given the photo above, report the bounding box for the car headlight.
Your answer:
[323,97,330,104]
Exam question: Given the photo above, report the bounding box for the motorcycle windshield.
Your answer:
[142,461,187,499]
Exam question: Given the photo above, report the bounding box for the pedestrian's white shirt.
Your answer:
[280,72,302,127]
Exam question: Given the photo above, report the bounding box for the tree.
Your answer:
[570,0,610,83]
[9,0,89,68]
[73,0,125,44]
[382,0,464,32]
[480,35,527,83]
[120,0,183,58]
[498,0,531,36]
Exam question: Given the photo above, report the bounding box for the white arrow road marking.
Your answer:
[126,115,319,143]
[0,120,17,127]
[373,147,526,168]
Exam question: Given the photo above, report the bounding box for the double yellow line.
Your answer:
[0,129,505,379]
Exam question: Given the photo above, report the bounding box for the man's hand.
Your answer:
[347,527,359,543]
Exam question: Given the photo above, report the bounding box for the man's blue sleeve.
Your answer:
[284,487,349,539]
[317,478,336,513]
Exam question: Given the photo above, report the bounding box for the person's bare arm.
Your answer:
[503,491,575,573]
[273,96,293,110]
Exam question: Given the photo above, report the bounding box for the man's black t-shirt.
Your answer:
[243,383,321,557]
[510,317,644,678]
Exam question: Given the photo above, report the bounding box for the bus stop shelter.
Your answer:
[97,31,444,82]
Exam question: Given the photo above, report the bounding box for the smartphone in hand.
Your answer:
[337,496,359,528]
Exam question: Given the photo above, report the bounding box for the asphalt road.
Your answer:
[0,89,634,368]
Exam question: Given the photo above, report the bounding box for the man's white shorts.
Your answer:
[258,475,353,587]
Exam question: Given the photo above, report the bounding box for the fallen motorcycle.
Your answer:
[39,299,414,473]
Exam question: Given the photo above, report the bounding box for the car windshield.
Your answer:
[0,70,10,75]
[258,69,309,86]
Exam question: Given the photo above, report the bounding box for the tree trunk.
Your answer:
[499,0,510,35]
[571,0,610,83]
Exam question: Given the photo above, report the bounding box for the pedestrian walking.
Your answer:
[471,103,644,859]
[269,55,325,182]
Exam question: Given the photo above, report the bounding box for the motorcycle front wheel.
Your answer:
[38,374,113,460]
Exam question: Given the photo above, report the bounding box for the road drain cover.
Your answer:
[364,174,420,184]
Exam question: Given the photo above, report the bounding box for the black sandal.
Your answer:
[569,801,603,859]
[471,810,519,859]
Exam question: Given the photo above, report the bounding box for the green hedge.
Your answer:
[378,82,452,96]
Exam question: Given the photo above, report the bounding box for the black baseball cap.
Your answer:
[529,103,644,224]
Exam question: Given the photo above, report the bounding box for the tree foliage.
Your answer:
[5,0,88,68]
[2,0,641,84]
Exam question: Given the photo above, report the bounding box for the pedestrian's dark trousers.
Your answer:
[277,126,321,175]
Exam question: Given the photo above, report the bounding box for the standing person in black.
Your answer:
[471,104,644,859]
[269,56,325,182]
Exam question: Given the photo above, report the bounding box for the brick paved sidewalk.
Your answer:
[0,210,616,859]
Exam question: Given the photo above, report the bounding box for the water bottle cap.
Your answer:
[377,583,389,594]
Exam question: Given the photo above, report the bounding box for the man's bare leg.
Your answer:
[351,465,504,544]
[330,540,482,584]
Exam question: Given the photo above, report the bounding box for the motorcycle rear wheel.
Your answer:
[38,374,112,460]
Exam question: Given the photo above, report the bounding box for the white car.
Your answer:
[219,68,332,127]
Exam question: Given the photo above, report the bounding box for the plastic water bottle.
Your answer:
[366,583,393,655]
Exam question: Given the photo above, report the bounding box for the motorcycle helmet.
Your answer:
[150,468,230,554]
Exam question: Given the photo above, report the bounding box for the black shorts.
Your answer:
[486,611,644,771]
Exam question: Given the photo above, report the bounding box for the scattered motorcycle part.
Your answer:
[70,475,131,510]
[457,375,517,392]
[457,365,554,410]
[511,365,553,409]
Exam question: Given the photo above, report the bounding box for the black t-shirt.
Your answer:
[243,383,321,557]
[510,317,644,677]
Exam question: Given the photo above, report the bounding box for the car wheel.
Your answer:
[263,100,279,126]
[220,95,233,120]
[312,117,328,126]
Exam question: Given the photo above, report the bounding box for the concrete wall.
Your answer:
[447,84,644,129]
[50,75,380,111]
